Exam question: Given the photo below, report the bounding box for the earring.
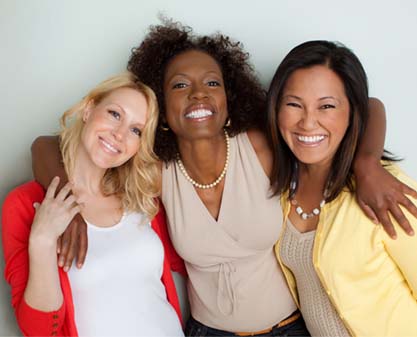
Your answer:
[160,122,170,131]
[225,117,231,128]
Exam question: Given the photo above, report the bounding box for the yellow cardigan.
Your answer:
[275,165,417,336]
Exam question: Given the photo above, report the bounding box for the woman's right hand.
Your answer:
[30,177,81,244]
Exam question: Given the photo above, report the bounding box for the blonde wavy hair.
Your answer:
[59,72,160,219]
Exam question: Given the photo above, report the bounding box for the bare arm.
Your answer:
[31,135,88,270]
[354,97,417,238]
[25,179,80,311]
[32,135,67,189]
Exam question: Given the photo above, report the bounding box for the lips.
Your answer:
[99,137,121,154]
[295,133,327,145]
[184,104,215,120]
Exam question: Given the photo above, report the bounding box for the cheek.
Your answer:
[126,138,141,155]
[277,109,294,130]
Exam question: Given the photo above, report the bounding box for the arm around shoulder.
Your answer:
[246,128,273,178]
[31,135,67,190]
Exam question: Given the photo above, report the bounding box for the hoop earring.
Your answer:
[225,117,231,128]
[160,122,170,131]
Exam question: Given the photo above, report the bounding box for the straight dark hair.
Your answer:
[267,40,370,201]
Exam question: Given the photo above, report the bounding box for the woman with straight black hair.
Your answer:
[268,40,417,336]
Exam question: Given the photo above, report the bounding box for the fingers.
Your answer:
[76,217,88,269]
[57,235,62,254]
[45,176,60,200]
[63,224,78,272]
[401,183,417,199]
[399,192,417,220]
[378,210,397,239]
[56,181,73,201]
[388,202,414,236]
[58,225,72,268]
[357,200,378,224]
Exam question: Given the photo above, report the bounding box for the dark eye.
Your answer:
[321,104,336,109]
[207,80,221,87]
[108,110,120,119]
[172,82,187,89]
[131,127,142,137]
[286,102,301,108]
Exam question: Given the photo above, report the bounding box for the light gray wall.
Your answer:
[1,0,416,335]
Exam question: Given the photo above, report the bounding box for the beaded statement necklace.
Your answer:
[176,129,230,189]
[289,164,329,220]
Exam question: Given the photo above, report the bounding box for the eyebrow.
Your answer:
[166,70,222,82]
[283,95,340,103]
[318,96,340,104]
[108,102,145,127]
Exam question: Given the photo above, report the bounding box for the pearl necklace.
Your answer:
[176,129,230,189]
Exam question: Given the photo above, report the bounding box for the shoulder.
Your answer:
[3,181,44,211]
[246,129,273,178]
[385,163,417,191]
[2,181,44,240]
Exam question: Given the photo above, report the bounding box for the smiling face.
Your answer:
[278,65,350,169]
[80,87,148,169]
[163,50,228,141]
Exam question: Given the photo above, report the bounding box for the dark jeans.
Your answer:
[185,315,310,337]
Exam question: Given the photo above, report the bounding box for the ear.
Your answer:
[82,100,94,122]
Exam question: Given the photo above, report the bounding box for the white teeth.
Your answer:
[185,109,213,119]
[101,139,119,153]
[297,135,325,143]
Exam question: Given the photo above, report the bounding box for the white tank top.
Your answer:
[68,212,184,337]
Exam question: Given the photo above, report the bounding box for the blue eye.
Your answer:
[207,80,221,87]
[108,110,120,119]
[131,127,142,137]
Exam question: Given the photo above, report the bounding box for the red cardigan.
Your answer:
[2,181,186,336]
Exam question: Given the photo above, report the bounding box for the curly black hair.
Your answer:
[127,20,266,162]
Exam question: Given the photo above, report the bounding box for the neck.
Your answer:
[298,162,332,194]
[71,146,106,197]
[177,130,227,185]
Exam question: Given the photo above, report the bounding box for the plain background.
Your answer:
[1,0,416,335]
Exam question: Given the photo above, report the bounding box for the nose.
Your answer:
[189,83,208,100]
[112,124,128,142]
[299,108,318,130]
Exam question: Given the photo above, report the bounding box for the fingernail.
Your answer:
[77,263,83,269]
[64,266,70,272]
[58,258,64,267]
[57,247,60,254]
[409,229,415,236]
[392,234,397,240]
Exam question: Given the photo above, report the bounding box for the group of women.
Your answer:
[2,20,417,337]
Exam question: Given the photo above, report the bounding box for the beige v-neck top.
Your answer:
[162,132,296,332]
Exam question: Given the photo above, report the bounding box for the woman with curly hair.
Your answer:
[31,21,417,336]
[2,73,184,337]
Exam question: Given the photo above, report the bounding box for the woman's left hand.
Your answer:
[355,158,417,238]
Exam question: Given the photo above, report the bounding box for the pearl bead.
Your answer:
[176,129,230,190]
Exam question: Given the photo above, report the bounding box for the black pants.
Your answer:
[185,315,310,337]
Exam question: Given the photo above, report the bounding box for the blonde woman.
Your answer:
[2,73,185,337]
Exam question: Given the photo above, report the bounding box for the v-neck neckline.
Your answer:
[179,137,233,225]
